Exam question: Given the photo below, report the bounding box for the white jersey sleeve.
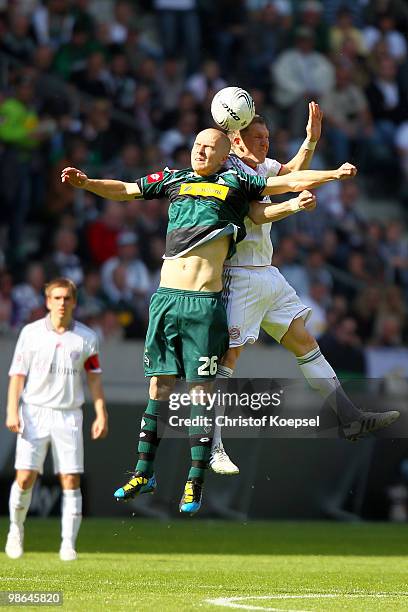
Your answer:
[9,327,31,376]
[258,157,282,178]
[83,332,102,374]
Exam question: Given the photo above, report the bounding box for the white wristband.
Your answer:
[302,139,317,151]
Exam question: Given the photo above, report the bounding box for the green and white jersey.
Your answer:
[135,167,266,259]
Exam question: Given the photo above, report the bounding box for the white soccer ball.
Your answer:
[211,87,256,132]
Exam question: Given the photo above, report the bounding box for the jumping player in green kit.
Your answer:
[62,128,357,515]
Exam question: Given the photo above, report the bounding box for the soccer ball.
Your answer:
[211,87,256,132]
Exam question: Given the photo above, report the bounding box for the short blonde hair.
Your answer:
[45,277,77,301]
[229,114,267,140]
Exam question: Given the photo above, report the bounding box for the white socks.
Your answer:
[61,489,82,549]
[9,481,32,534]
[212,365,234,449]
[297,347,362,424]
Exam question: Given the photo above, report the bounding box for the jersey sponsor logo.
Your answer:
[229,326,241,341]
[180,183,229,200]
[147,172,164,183]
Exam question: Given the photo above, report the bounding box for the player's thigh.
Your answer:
[261,268,311,343]
[180,293,229,382]
[144,289,184,378]
[50,409,84,475]
[222,267,269,346]
[14,404,50,475]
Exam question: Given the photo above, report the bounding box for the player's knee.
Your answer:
[16,471,37,490]
[149,376,175,401]
[220,346,242,369]
[60,473,81,489]
[282,319,317,356]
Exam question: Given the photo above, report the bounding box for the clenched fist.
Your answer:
[337,163,357,180]
[61,167,88,187]
[297,190,316,211]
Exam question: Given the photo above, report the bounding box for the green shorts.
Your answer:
[144,287,229,381]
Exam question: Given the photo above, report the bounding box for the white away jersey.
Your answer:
[9,316,102,410]
[226,154,281,266]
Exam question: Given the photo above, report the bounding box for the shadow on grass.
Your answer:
[1,518,408,557]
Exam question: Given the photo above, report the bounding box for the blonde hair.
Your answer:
[45,277,77,301]
[229,114,267,141]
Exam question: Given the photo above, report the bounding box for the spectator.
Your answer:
[86,200,125,266]
[273,236,310,296]
[301,281,330,339]
[272,26,335,136]
[0,76,54,264]
[0,271,15,334]
[12,262,45,327]
[32,0,75,49]
[297,0,330,54]
[53,22,100,80]
[364,12,407,63]
[3,11,36,62]
[101,231,150,316]
[319,317,366,377]
[103,143,146,183]
[76,267,106,321]
[352,286,382,342]
[366,56,408,149]
[44,228,84,286]
[327,181,366,247]
[186,60,227,104]
[159,111,198,159]
[106,0,135,46]
[321,64,372,165]
[380,221,408,291]
[372,314,404,347]
[152,0,201,74]
[70,51,112,98]
[330,7,367,57]
[305,249,333,290]
[157,57,186,113]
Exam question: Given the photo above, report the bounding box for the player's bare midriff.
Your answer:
[160,235,230,292]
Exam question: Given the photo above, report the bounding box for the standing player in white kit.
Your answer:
[210,102,400,474]
[5,277,108,560]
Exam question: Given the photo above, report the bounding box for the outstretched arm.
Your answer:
[262,163,357,196]
[61,167,141,201]
[249,190,316,225]
[280,101,323,174]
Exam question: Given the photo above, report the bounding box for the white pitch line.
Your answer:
[204,593,408,611]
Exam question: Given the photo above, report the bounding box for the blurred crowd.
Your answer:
[0,0,407,363]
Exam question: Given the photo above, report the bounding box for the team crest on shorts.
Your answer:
[143,352,151,367]
[229,326,241,340]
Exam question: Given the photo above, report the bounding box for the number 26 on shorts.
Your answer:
[197,356,218,376]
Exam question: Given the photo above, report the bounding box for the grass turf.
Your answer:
[1,519,408,611]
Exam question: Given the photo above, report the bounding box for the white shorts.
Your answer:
[222,266,311,346]
[15,403,84,475]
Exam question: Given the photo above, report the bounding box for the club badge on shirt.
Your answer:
[147,172,164,183]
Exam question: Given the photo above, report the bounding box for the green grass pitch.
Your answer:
[1,518,408,611]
